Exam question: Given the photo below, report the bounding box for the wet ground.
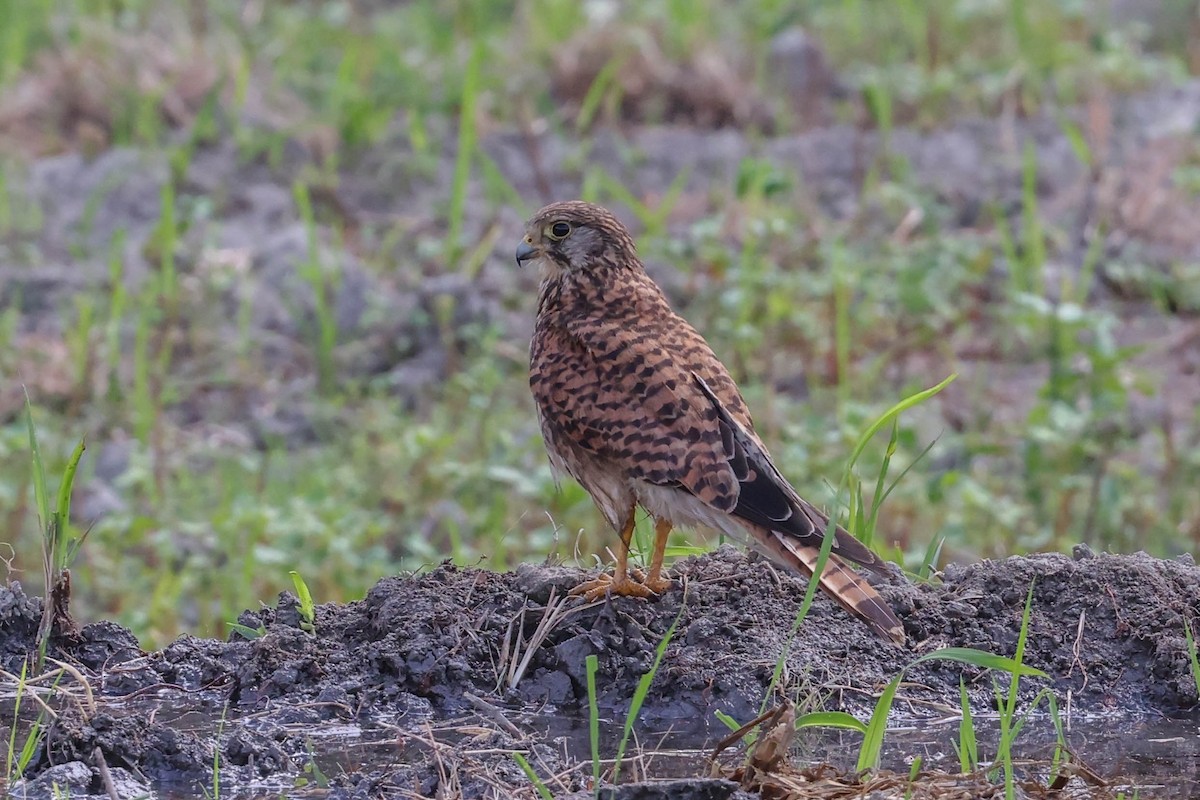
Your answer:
[3,547,1200,797]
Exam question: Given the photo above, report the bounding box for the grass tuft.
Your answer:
[857,645,1047,773]
[25,392,86,672]
[288,570,317,634]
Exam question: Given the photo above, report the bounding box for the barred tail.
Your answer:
[755,526,906,645]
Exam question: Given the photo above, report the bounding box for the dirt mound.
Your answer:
[3,548,1199,796]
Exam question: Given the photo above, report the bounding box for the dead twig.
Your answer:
[92,746,120,800]
[500,588,582,690]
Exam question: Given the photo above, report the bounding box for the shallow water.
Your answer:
[513,706,1200,794]
[5,686,1200,796]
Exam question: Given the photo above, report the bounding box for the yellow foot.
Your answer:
[630,567,673,595]
[569,572,663,602]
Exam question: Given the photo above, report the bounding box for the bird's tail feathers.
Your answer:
[762,529,905,645]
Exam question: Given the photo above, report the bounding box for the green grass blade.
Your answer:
[995,581,1037,799]
[762,508,839,711]
[612,601,685,783]
[957,679,977,773]
[872,434,939,541]
[918,534,945,581]
[714,709,741,732]
[54,438,86,564]
[585,653,600,795]
[288,571,317,632]
[5,659,29,782]
[843,374,957,480]
[796,711,868,734]
[512,752,554,800]
[15,715,42,780]
[856,673,901,771]
[861,419,899,544]
[576,54,624,131]
[446,40,482,264]
[902,646,1046,678]
[23,390,49,531]
[1184,619,1200,700]
[1055,111,1093,170]
[1046,690,1066,783]
[833,245,851,417]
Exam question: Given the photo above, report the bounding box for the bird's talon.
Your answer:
[625,567,673,594]
[642,575,673,594]
[569,573,657,602]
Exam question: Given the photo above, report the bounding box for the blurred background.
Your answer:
[0,0,1198,647]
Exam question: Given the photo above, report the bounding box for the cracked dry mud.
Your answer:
[3,546,1199,798]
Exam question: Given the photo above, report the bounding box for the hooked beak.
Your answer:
[515,239,538,267]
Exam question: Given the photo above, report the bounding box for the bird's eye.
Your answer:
[549,221,572,240]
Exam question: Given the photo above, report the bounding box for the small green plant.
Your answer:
[1184,619,1200,701]
[203,704,228,800]
[289,571,317,633]
[25,392,87,671]
[992,581,1037,797]
[294,739,329,789]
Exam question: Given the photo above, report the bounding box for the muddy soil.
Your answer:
[3,547,1199,797]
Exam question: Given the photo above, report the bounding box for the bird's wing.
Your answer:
[689,373,885,570]
[688,373,903,642]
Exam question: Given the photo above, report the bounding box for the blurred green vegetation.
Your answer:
[0,0,1198,647]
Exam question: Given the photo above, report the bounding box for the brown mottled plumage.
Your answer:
[518,200,905,644]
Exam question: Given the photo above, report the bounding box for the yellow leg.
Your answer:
[641,518,674,594]
[611,508,636,584]
[570,507,659,601]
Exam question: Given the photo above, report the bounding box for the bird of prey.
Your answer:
[517,200,905,644]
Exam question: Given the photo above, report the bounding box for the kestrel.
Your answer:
[517,201,905,644]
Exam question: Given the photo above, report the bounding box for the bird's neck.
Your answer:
[536,265,669,326]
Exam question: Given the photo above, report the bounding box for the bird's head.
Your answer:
[516,201,639,279]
